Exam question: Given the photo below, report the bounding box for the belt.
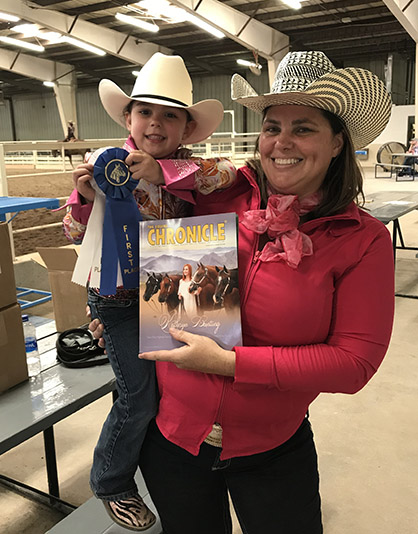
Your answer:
[203,423,223,448]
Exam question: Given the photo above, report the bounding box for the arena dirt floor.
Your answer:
[6,166,75,256]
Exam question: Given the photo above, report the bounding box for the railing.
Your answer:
[1,134,257,194]
[0,134,258,247]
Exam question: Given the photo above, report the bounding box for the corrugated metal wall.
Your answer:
[76,85,128,140]
[193,70,268,136]
[0,100,13,140]
[12,93,62,140]
[0,56,410,142]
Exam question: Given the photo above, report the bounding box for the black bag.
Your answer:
[56,328,108,368]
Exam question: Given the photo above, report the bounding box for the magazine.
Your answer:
[139,212,242,352]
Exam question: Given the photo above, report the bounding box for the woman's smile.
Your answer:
[271,157,303,166]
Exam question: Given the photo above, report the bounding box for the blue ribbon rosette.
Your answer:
[94,148,141,295]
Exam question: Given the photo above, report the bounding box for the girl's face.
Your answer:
[125,102,196,158]
[258,105,344,198]
[183,265,191,278]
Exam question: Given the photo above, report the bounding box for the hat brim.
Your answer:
[232,68,392,149]
[99,80,224,145]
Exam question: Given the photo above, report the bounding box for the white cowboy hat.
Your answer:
[231,50,392,149]
[99,52,224,145]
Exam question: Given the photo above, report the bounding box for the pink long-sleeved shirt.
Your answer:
[155,165,395,460]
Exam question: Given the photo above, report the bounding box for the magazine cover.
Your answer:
[139,212,242,352]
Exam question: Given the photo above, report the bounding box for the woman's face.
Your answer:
[258,105,344,198]
[183,265,191,278]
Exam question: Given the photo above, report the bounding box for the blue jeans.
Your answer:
[88,289,158,501]
[140,418,323,534]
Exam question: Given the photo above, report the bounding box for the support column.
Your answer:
[53,70,78,139]
[415,43,418,137]
[386,53,393,95]
[267,47,289,88]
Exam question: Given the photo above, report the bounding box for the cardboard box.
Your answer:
[0,303,28,394]
[37,247,88,332]
[0,223,18,310]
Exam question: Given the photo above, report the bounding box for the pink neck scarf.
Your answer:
[242,193,320,268]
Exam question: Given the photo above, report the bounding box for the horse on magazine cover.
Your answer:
[143,272,163,302]
[214,266,240,313]
[188,262,219,313]
[158,274,181,312]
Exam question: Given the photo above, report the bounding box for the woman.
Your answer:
[137,51,395,533]
[177,264,198,319]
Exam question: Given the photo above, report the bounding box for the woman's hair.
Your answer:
[123,100,193,122]
[182,264,193,280]
[247,107,364,219]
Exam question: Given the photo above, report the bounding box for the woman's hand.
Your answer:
[72,163,95,203]
[126,151,164,185]
[139,328,236,376]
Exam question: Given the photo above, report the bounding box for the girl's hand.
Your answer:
[126,151,164,185]
[72,163,95,202]
[139,328,236,376]
[175,147,193,159]
[88,317,106,350]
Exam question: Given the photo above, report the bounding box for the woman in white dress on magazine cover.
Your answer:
[178,264,198,319]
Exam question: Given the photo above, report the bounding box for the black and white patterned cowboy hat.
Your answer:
[231,50,392,149]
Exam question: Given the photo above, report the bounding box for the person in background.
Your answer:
[65,120,76,141]
[135,50,395,534]
[399,137,418,177]
[63,52,235,531]
[177,264,198,319]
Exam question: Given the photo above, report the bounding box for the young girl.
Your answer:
[63,53,235,531]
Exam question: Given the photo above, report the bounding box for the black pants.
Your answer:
[139,418,323,534]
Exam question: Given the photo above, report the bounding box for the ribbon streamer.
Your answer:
[94,148,142,295]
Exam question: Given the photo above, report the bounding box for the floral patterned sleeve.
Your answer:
[192,157,236,195]
[62,209,87,244]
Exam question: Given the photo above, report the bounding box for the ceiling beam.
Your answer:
[236,0,385,19]
[0,47,75,83]
[382,0,418,41]
[288,20,410,44]
[169,0,289,62]
[2,0,172,67]
[265,8,393,29]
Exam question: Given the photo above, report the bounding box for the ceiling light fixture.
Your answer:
[134,0,223,38]
[43,81,55,87]
[237,59,262,69]
[60,36,106,56]
[12,23,40,37]
[11,24,62,44]
[186,13,224,38]
[115,12,159,32]
[0,12,20,22]
[282,0,302,9]
[0,36,45,52]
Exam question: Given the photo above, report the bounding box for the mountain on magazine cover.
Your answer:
[140,249,237,275]
[139,212,242,352]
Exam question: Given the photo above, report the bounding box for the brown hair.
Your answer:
[247,107,364,218]
[182,264,193,280]
[123,100,193,122]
